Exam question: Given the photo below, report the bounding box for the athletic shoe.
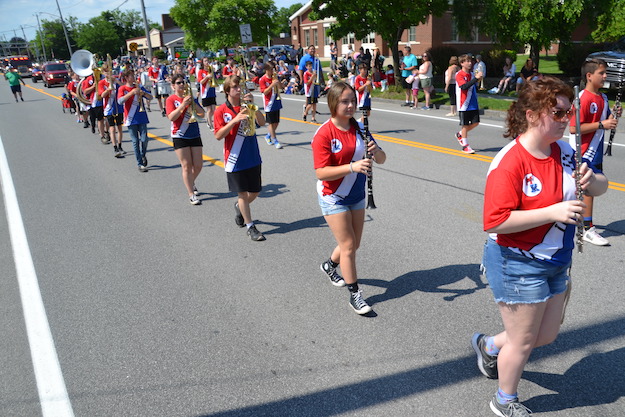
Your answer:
[583,226,609,246]
[421,106,430,110]
[445,112,456,117]
[320,261,345,287]
[83,121,90,129]
[162,110,166,117]
[91,125,96,134]
[20,97,24,102]
[114,146,122,158]
[142,156,147,167]
[138,165,148,172]
[234,202,245,227]
[489,395,531,417]
[349,290,372,315]
[471,333,498,379]
[189,194,201,205]
[247,225,266,241]
[118,146,126,155]
[265,134,274,145]
[463,145,476,154]
[101,136,109,144]
[302,114,307,121]
[274,140,283,149]
[401,102,413,107]
[193,185,199,196]
[455,131,462,141]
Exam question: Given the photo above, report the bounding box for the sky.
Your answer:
[1,0,301,46]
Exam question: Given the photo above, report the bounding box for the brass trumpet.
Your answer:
[184,81,198,123]
[208,65,217,88]
[237,51,258,136]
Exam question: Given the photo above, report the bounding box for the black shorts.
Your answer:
[10,85,21,94]
[227,164,262,193]
[173,136,203,149]
[447,84,457,106]
[107,113,123,126]
[459,110,480,126]
[89,106,104,121]
[202,97,217,107]
[265,110,280,124]
[401,77,412,90]
[306,96,318,105]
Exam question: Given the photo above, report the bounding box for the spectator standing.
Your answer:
[475,55,487,90]
[400,46,418,107]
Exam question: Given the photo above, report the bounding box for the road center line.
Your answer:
[0,134,74,417]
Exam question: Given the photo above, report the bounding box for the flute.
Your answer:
[573,85,584,253]
[361,110,376,209]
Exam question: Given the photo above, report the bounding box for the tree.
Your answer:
[452,0,588,69]
[271,3,303,39]
[592,0,625,42]
[32,19,77,60]
[311,0,448,79]
[171,0,275,53]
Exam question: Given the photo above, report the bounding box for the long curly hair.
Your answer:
[504,76,574,139]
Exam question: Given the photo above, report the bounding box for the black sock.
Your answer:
[328,258,339,268]
[347,282,359,293]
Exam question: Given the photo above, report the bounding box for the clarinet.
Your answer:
[605,80,623,156]
[573,86,584,253]
[361,110,376,209]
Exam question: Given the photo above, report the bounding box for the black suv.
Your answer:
[587,37,625,88]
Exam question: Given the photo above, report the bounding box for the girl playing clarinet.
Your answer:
[312,81,386,315]
[473,77,607,416]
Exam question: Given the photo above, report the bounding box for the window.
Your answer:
[361,32,376,44]
[312,28,318,46]
[408,26,417,43]
[324,29,333,46]
[304,30,310,47]
[451,18,479,42]
[342,32,355,45]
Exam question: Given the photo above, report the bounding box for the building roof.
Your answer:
[289,1,312,22]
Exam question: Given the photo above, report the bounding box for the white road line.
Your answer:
[0,135,74,417]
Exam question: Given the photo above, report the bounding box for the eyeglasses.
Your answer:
[175,81,185,85]
[551,108,572,121]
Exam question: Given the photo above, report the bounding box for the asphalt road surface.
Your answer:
[1,80,624,417]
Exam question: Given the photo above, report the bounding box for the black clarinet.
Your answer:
[361,110,376,209]
[605,80,623,156]
[573,86,584,253]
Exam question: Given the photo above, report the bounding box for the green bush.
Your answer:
[557,42,604,77]
[426,46,459,75]
[482,49,516,77]
[153,49,166,60]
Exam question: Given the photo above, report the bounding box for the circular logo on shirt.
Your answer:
[522,173,542,197]
[174,100,181,108]
[224,113,232,123]
[590,102,598,114]
[330,138,343,153]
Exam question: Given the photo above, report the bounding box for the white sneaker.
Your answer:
[189,194,201,205]
[274,140,283,149]
[583,226,609,246]
[462,145,475,154]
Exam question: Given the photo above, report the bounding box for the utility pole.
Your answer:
[35,14,48,62]
[140,0,153,59]
[55,0,73,57]
[20,26,32,59]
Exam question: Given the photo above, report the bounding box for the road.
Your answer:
[1,80,624,417]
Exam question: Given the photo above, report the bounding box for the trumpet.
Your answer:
[237,51,258,136]
[183,81,198,123]
[573,85,584,253]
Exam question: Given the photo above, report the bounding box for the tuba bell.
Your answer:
[70,49,100,105]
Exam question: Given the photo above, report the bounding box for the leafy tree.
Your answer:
[171,0,275,53]
[452,0,588,69]
[311,0,448,79]
[271,3,303,39]
[592,0,625,42]
[32,19,77,60]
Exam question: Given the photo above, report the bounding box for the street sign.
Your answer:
[239,24,252,44]
[129,42,138,52]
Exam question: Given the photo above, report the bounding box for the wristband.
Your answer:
[598,121,604,130]
[349,162,354,173]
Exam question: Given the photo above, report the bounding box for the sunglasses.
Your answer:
[175,81,185,85]
[551,108,572,121]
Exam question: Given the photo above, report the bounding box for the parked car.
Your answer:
[42,62,69,88]
[587,37,625,89]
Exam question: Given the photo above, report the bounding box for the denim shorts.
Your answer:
[318,195,365,216]
[482,239,570,305]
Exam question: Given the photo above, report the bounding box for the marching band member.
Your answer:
[67,72,85,125]
[312,81,386,315]
[99,64,125,157]
[148,56,170,117]
[118,68,153,172]
[258,62,283,149]
[138,66,152,112]
[198,57,218,130]
[214,75,267,242]
[354,63,372,120]
[475,77,607,417]
[166,74,206,205]
[81,70,106,142]
[222,57,239,78]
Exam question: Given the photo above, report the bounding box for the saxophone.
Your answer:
[238,53,258,136]
[183,81,198,123]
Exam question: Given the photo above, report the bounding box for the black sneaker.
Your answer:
[142,156,147,166]
[138,165,148,172]
[247,225,266,241]
[162,110,166,117]
[234,202,245,227]
[114,146,122,158]
[472,333,498,379]
[83,121,89,129]
[401,102,413,107]
[119,145,126,155]
[320,261,345,287]
[349,290,372,315]
[91,125,96,134]
[489,395,531,417]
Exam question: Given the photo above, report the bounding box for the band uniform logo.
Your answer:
[330,138,343,153]
[223,113,232,123]
[590,102,598,114]
[523,173,542,197]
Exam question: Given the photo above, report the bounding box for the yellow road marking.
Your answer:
[29,87,625,192]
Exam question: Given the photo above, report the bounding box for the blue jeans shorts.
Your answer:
[318,195,365,216]
[482,238,570,305]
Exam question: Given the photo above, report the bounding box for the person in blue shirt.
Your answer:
[400,46,418,107]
